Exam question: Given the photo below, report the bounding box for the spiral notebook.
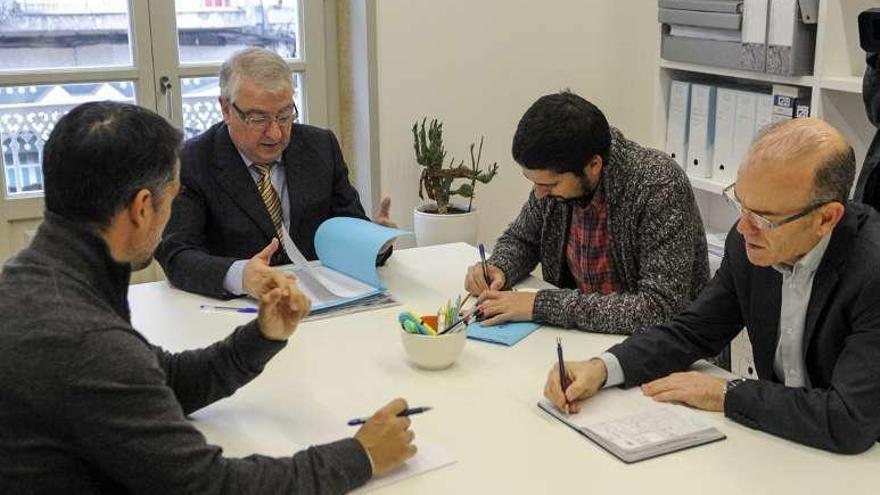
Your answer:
[537,389,725,463]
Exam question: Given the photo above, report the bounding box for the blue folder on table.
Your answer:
[466,321,541,346]
[282,217,410,312]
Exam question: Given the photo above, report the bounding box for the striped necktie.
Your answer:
[253,162,285,244]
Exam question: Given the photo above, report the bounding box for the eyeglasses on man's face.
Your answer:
[722,183,831,231]
[230,101,298,131]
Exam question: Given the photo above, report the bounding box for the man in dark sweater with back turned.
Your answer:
[0,101,416,493]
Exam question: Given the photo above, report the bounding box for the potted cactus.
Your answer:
[412,117,498,246]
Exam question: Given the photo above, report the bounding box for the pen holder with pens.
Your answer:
[398,312,466,370]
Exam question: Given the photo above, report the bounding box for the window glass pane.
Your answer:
[176,0,299,64]
[0,1,133,70]
[181,73,303,140]
[0,81,135,197]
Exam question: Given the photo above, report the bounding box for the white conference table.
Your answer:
[129,243,879,494]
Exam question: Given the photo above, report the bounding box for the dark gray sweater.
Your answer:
[491,128,709,334]
[0,212,371,494]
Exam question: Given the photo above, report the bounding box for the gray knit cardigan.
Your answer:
[490,127,710,334]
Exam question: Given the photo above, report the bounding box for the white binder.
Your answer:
[755,93,774,135]
[686,84,716,179]
[712,88,738,184]
[741,0,769,70]
[732,91,758,180]
[766,0,816,76]
[666,80,691,168]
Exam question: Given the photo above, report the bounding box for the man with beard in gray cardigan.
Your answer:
[0,101,416,494]
[465,91,709,335]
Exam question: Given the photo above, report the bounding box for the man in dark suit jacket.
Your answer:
[157,48,393,299]
[544,118,880,454]
[855,51,880,212]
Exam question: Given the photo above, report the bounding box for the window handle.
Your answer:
[159,76,174,121]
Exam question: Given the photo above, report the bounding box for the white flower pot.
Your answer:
[413,204,478,247]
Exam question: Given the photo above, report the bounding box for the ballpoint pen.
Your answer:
[200,304,258,314]
[557,337,571,407]
[347,406,433,426]
[478,243,492,287]
[438,305,482,335]
[460,292,472,311]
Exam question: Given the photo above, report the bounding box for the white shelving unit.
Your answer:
[654,0,879,234]
[659,59,815,87]
[686,175,728,195]
[820,75,862,93]
[653,0,880,377]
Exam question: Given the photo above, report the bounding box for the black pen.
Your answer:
[478,243,492,287]
[347,406,433,426]
[557,337,571,407]
[438,305,481,335]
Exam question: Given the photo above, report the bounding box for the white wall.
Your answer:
[374,0,660,247]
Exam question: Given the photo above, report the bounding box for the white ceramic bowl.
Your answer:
[400,327,466,370]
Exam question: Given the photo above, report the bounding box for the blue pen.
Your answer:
[201,304,258,314]
[478,243,492,287]
[347,406,433,426]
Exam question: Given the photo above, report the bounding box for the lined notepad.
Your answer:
[538,389,725,463]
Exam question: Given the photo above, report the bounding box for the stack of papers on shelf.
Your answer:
[538,387,725,463]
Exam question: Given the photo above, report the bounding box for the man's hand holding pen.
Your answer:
[464,261,506,294]
[354,398,418,477]
[543,358,608,414]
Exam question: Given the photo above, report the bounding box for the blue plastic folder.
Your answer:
[466,321,541,346]
[314,217,409,288]
[282,218,411,313]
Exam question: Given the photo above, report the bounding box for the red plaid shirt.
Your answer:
[566,185,621,295]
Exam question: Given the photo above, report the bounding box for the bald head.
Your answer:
[743,118,855,204]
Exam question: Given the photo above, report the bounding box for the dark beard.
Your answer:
[553,174,598,207]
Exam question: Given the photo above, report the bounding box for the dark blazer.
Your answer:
[156,122,368,299]
[855,52,880,211]
[608,203,880,454]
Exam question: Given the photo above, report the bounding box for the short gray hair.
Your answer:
[747,118,855,204]
[219,47,293,102]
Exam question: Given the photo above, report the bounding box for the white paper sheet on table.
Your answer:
[355,442,456,492]
[191,402,455,491]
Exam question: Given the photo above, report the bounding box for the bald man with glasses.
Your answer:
[158,48,395,299]
[544,118,880,454]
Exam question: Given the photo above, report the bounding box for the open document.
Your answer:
[278,217,412,319]
[538,387,725,463]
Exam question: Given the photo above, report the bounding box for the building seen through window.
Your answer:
[0,0,299,196]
